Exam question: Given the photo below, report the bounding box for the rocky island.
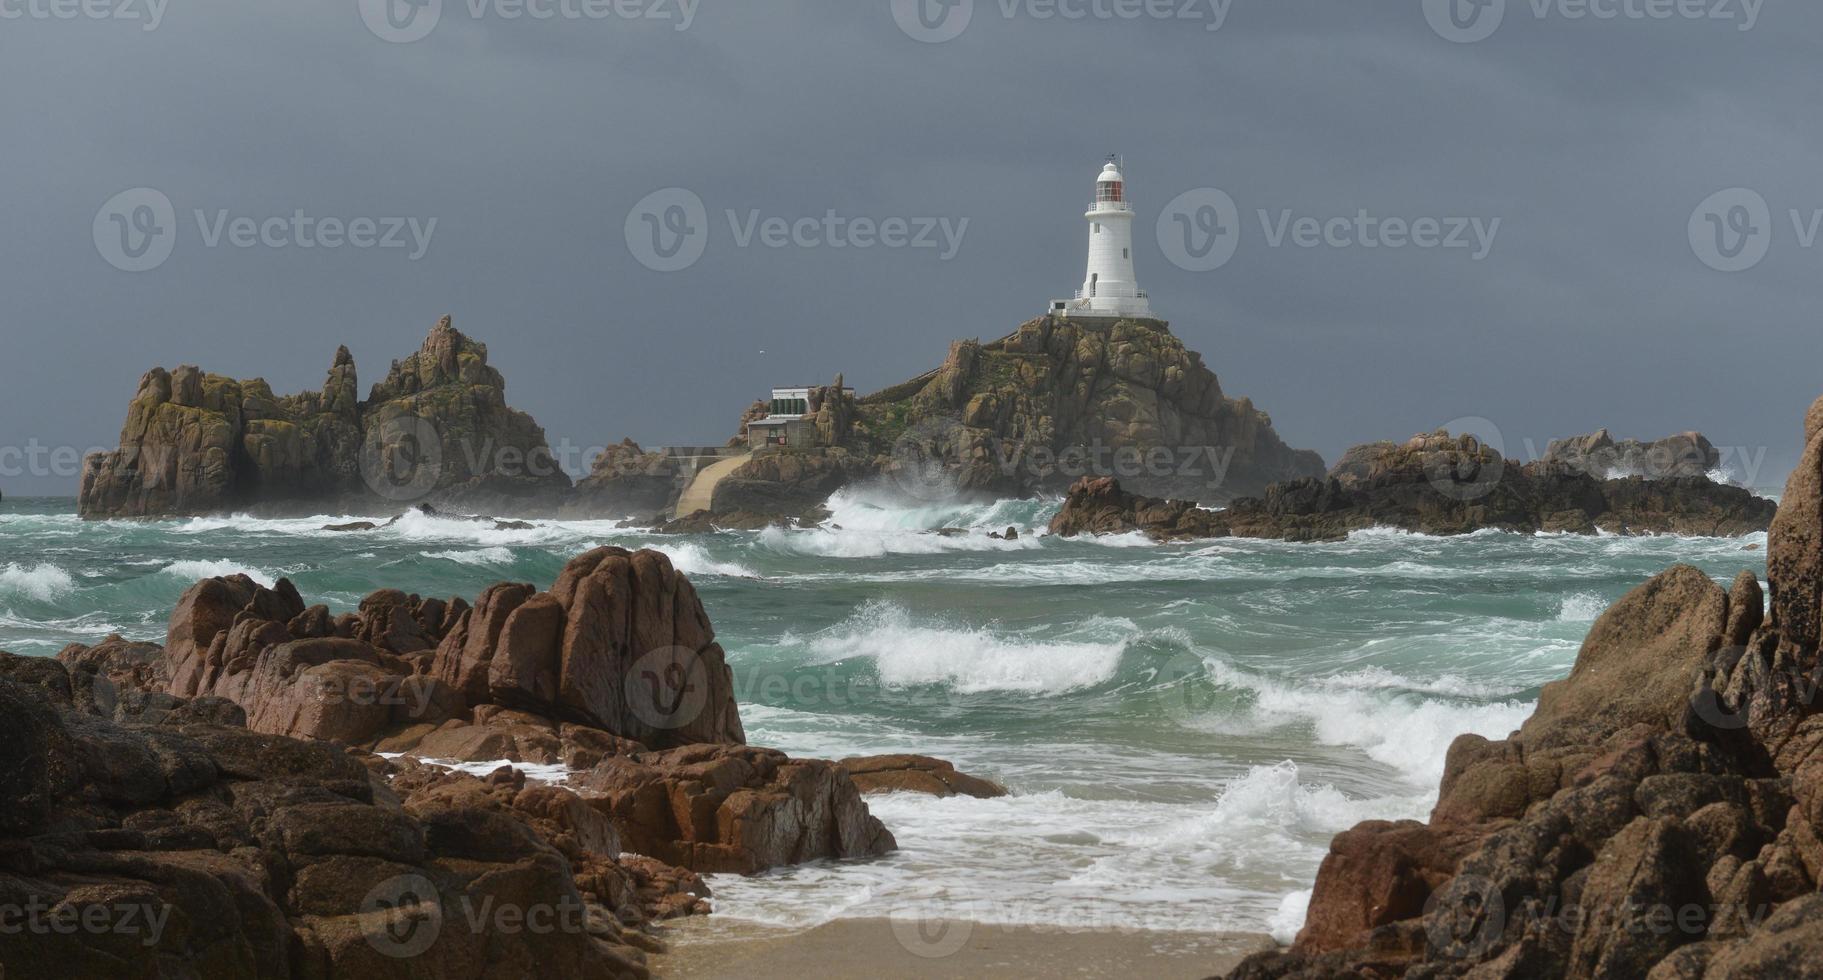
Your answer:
[78,316,572,519]
[77,313,1774,546]
[77,312,1324,523]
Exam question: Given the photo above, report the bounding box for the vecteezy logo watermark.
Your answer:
[1156,188,1502,271]
[1423,0,1762,43]
[889,887,978,959]
[891,0,974,42]
[887,415,968,501]
[359,874,595,959]
[1158,188,1241,273]
[94,188,178,274]
[362,875,444,959]
[1688,187,1773,273]
[1155,649,1224,726]
[1424,874,1507,959]
[625,188,710,273]
[891,0,1236,42]
[625,188,969,272]
[0,0,168,31]
[360,0,443,43]
[359,0,699,43]
[626,646,711,731]
[1423,0,1506,42]
[359,413,445,501]
[93,188,438,272]
[1424,416,1507,502]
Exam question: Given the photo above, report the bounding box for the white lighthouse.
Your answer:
[1050,157,1155,321]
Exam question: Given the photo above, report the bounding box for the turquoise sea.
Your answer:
[0,488,1773,941]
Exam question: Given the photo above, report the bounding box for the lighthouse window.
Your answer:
[1097,182,1123,203]
[1093,223,1100,234]
[1123,248,1130,259]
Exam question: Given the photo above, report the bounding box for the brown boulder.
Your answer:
[838,754,1007,798]
[1769,413,1823,655]
[1293,820,1483,953]
[575,743,895,874]
[1523,564,1727,743]
[1047,476,1228,542]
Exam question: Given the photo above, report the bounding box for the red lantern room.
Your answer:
[1095,160,1125,205]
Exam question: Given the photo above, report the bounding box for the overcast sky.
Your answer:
[2,0,1817,495]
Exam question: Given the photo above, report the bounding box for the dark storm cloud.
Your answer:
[1,0,1817,494]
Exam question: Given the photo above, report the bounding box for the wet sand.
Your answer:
[654,916,1277,979]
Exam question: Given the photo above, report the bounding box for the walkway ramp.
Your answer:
[672,451,753,518]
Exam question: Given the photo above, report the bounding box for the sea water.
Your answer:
[0,488,1772,942]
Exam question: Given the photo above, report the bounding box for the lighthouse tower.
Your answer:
[1050,157,1155,320]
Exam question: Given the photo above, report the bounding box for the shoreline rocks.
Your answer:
[1051,430,1776,543]
[0,542,959,974]
[1226,393,1823,979]
[0,659,685,978]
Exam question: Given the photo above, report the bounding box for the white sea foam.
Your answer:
[0,562,78,601]
[423,546,517,566]
[705,761,1424,935]
[641,541,759,579]
[1270,889,1312,945]
[1558,592,1608,622]
[160,560,277,587]
[1195,659,1532,787]
[802,602,1131,694]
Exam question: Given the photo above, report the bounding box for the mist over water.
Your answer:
[0,490,1772,936]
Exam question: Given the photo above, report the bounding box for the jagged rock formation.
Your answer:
[708,448,872,518]
[46,546,896,889]
[565,440,681,517]
[1047,476,1226,541]
[1050,431,1777,543]
[838,754,1008,799]
[853,316,1323,503]
[1542,429,1722,480]
[1226,393,1823,979]
[0,653,699,978]
[79,317,570,518]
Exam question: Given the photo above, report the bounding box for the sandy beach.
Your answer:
[653,916,1278,979]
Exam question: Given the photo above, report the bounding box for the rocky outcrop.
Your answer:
[79,316,571,519]
[708,448,873,518]
[565,440,681,518]
[851,316,1323,504]
[1226,393,1823,979]
[1542,429,1722,480]
[1047,476,1226,541]
[142,547,745,752]
[838,754,1008,798]
[0,660,680,979]
[576,744,896,874]
[1050,432,1777,543]
[47,545,910,898]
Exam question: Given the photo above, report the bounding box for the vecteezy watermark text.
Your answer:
[892,0,1237,43]
[1424,0,1763,44]
[0,0,167,30]
[94,188,437,272]
[359,0,698,43]
[625,188,969,273]
[0,898,171,947]
[1155,188,1502,272]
